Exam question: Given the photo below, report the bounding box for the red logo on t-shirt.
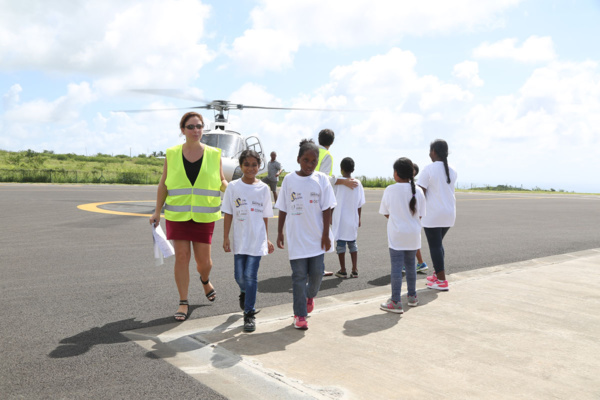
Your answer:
[251,208,254,211]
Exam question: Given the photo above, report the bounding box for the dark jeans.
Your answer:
[389,248,417,302]
[234,254,261,313]
[424,227,451,274]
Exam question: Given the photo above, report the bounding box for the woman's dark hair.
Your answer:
[412,162,419,177]
[179,112,204,129]
[318,129,335,147]
[393,157,417,215]
[298,138,319,158]
[238,149,261,166]
[430,139,451,184]
[340,157,355,173]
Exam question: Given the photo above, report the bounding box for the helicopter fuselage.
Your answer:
[200,127,266,182]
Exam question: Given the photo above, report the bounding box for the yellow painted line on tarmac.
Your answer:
[77,200,280,218]
[77,200,157,217]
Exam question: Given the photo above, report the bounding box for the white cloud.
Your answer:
[456,60,600,188]
[453,61,484,87]
[327,48,472,112]
[2,84,22,110]
[0,0,215,91]
[228,0,521,72]
[227,29,299,74]
[473,35,556,63]
[3,82,95,123]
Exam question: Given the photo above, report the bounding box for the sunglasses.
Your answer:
[185,124,204,130]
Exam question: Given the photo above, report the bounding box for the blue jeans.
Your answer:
[389,249,417,302]
[424,227,451,274]
[336,239,358,254]
[234,254,261,313]
[290,254,324,317]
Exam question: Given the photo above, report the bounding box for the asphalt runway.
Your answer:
[1,183,599,399]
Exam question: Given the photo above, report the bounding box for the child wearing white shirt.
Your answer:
[379,157,426,314]
[222,150,274,332]
[332,157,366,279]
[276,139,337,330]
[417,139,457,291]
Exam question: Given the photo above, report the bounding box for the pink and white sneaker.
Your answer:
[293,316,308,330]
[426,273,437,283]
[307,298,314,314]
[427,279,449,291]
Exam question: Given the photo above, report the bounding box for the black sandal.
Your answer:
[174,300,190,322]
[200,277,216,302]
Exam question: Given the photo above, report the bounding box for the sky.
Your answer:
[1,0,599,192]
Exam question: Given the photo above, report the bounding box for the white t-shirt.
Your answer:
[332,177,366,241]
[275,171,337,260]
[417,161,457,228]
[379,183,426,251]
[222,179,274,256]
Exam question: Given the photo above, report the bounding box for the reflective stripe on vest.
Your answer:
[164,204,221,213]
[167,188,221,197]
[164,144,222,223]
[316,148,333,176]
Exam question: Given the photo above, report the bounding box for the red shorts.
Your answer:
[165,220,215,244]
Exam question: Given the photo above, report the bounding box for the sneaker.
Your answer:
[380,298,404,314]
[407,295,418,307]
[323,270,334,277]
[239,292,245,311]
[293,316,308,330]
[243,311,256,332]
[416,262,429,273]
[427,279,449,291]
[426,272,437,283]
[307,297,314,313]
[335,270,348,278]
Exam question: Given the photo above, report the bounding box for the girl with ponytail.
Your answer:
[378,157,426,313]
[417,139,457,291]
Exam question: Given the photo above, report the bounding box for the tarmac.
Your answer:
[123,248,600,400]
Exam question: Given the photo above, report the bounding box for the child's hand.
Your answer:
[267,240,275,254]
[223,238,231,252]
[321,235,331,252]
[342,178,359,189]
[277,233,285,249]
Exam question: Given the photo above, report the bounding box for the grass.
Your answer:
[0,149,593,193]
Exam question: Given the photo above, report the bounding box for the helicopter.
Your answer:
[122,90,361,181]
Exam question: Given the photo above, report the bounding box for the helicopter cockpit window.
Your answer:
[201,134,245,158]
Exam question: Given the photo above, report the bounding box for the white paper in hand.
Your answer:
[152,224,175,265]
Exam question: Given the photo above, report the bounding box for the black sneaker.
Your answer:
[239,292,245,311]
[243,311,256,332]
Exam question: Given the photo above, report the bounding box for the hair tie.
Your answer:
[412,193,415,198]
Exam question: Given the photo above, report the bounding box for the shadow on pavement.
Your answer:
[343,313,401,337]
[48,305,209,358]
[258,275,343,293]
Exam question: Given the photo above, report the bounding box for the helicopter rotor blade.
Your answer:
[129,89,210,103]
[233,104,367,112]
[113,106,210,113]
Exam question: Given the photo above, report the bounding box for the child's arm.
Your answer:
[358,207,362,227]
[277,211,287,249]
[321,208,332,251]
[264,217,274,254]
[335,178,358,189]
[222,213,233,252]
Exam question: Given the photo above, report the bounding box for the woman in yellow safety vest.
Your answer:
[150,112,228,321]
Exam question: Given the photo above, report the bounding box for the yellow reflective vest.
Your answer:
[164,144,222,223]
[316,147,333,176]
